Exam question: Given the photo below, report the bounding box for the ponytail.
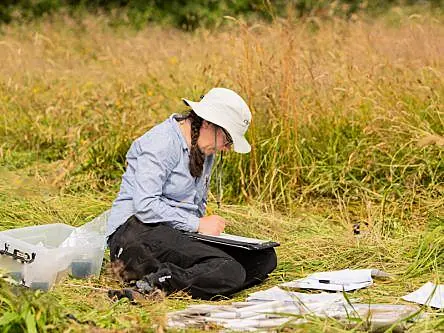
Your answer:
[184,110,205,177]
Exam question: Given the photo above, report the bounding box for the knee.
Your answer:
[218,259,246,290]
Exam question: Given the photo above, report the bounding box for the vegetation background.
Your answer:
[0,0,443,331]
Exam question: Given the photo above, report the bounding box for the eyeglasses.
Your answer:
[220,127,233,147]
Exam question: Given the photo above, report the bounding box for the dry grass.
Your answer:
[0,9,443,332]
[0,12,442,205]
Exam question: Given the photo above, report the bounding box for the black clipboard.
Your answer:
[185,232,280,250]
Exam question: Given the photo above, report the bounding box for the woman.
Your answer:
[106,88,277,300]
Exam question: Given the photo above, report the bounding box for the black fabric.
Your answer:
[108,216,277,300]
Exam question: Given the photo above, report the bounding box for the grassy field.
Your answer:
[0,8,443,332]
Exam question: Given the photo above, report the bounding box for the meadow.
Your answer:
[0,8,443,332]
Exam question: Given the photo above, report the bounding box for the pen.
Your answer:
[307,278,367,285]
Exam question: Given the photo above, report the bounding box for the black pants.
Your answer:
[107,216,277,300]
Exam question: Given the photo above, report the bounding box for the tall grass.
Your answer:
[1,12,442,229]
[0,11,442,331]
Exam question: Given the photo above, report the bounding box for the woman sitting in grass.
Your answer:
[106,88,277,301]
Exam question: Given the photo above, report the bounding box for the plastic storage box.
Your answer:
[0,211,108,290]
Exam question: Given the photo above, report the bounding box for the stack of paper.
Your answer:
[168,285,419,331]
[167,269,427,331]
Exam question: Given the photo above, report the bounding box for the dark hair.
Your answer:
[178,110,205,178]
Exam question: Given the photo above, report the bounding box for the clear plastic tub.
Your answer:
[0,211,108,290]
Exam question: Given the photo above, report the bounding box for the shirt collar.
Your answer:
[170,114,189,152]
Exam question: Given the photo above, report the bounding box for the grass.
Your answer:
[0,7,443,332]
[0,167,442,331]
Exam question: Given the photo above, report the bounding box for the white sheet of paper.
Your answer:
[211,233,270,244]
[247,286,361,317]
[247,286,347,304]
[280,269,374,291]
[282,280,373,292]
[402,282,444,309]
[309,269,372,282]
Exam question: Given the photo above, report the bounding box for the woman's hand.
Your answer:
[198,215,226,235]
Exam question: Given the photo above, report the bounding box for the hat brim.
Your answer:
[182,98,251,153]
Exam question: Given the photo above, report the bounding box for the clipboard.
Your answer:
[185,232,280,250]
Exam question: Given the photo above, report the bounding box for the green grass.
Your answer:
[0,167,442,332]
[0,10,443,332]
[0,278,65,332]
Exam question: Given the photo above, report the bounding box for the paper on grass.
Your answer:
[246,286,351,315]
[247,286,346,303]
[207,316,293,331]
[402,282,444,309]
[208,300,297,319]
[168,284,420,332]
[280,269,374,291]
[308,269,373,283]
[283,280,372,292]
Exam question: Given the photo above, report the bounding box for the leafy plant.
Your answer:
[0,279,66,332]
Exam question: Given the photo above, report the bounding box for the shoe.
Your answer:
[139,268,172,291]
[108,268,172,304]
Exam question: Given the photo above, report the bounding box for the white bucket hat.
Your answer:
[182,88,252,153]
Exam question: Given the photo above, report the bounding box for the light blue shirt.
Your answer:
[106,114,215,238]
